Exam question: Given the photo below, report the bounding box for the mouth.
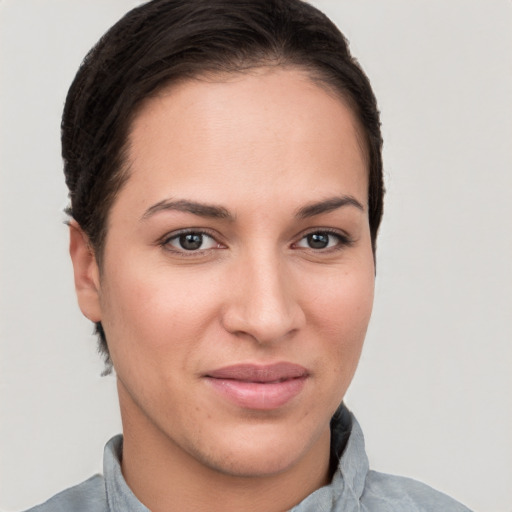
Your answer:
[204,362,309,410]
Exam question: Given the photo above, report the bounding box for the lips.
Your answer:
[204,362,308,410]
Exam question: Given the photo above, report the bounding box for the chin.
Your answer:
[185,419,330,479]
[201,444,301,478]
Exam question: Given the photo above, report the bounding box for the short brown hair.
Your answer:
[62,0,384,366]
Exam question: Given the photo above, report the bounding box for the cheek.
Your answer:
[98,262,219,361]
[98,260,238,403]
[305,265,374,371]
[309,264,374,329]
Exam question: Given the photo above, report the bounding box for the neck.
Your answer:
[118,385,332,512]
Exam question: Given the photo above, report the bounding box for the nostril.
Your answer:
[221,301,305,345]
[220,258,306,343]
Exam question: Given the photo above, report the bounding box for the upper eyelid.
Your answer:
[158,227,352,249]
[160,228,220,243]
[292,228,353,249]
[158,230,224,257]
[296,227,351,240]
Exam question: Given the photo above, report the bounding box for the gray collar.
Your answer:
[103,404,367,512]
[291,405,368,511]
[104,436,149,512]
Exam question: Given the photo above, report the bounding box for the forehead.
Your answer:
[120,67,368,214]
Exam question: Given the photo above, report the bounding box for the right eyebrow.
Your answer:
[140,199,234,222]
[295,195,364,219]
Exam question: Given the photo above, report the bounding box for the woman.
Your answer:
[22,1,474,510]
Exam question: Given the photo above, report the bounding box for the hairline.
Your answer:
[91,62,372,267]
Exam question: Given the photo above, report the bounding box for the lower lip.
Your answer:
[205,376,307,410]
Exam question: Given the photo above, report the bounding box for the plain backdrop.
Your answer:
[1,1,511,511]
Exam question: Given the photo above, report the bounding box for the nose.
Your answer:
[221,250,306,345]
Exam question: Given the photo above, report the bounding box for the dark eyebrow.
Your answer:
[141,199,234,221]
[296,196,364,219]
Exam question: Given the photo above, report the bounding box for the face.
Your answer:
[73,68,375,478]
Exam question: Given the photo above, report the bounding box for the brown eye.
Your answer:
[164,231,219,252]
[306,233,330,249]
[179,233,204,250]
[295,230,350,250]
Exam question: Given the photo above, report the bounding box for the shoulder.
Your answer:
[361,470,472,511]
[23,474,107,512]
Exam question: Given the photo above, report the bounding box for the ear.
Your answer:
[69,221,102,322]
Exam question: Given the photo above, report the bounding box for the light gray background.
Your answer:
[1,1,511,511]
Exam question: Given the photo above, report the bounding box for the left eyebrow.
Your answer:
[295,195,364,219]
[140,199,234,221]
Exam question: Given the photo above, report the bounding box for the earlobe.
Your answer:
[69,221,102,322]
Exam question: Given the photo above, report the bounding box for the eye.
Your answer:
[163,231,220,252]
[294,230,349,250]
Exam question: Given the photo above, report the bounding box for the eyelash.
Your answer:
[293,228,353,252]
[160,229,223,256]
[159,228,353,256]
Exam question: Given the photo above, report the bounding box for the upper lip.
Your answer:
[205,362,308,383]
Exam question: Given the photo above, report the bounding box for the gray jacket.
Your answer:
[25,406,472,511]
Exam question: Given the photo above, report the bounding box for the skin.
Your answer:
[70,67,375,512]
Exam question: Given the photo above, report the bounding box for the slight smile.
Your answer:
[204,363,309,410]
